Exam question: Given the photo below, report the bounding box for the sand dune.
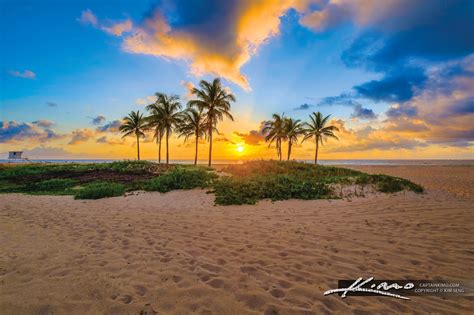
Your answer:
[0,165,473,314]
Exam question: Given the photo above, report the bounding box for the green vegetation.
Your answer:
[74,182,125,199]
[0,160,168,180]
[213,175,332,205]
[144,166,217,192]
[212,161,423,205]
[28,179,77,194]
[0,161,168,196]
[0,160,423,203]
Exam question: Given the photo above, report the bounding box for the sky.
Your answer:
[1,0,473,160]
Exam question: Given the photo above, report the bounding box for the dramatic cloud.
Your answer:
[309,1,473,149]
[351,104,376,119]
[294,103,313,111]
[353,67,427,103]
[234,130,264,146]
[91,115,106,125]
[68,129,95,145]
[0,121,62,143]
[215,135,235,144]
[9,70,35,79]
[32,120,54,128]
[385,104,417,118]
[96,136,125,145]
[318,93,359,107]
[96,120,123,133]
[91,1,311,90]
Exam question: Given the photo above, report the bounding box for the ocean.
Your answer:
[1,159,473,166]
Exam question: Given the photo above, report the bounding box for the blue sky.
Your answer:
[1,0,473,159]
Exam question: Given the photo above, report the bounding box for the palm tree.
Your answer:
[145,100,165,163]
[284,118,303,161]
[119,110,147,160]
[146,93,182,164]
[303,112,339,164]
[262,113,286,160]
[176,108,206,165]
[188,78,235,166]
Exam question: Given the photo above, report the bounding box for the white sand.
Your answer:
[0,165,473,314]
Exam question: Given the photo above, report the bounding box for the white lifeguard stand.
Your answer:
[8,151,25,162]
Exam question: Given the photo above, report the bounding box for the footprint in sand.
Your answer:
[139,304,157,315]
[269,288,285,298]
[207,278,225,288]
[117,294,133,304]
[134,285,147,296]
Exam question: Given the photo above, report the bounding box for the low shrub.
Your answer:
[213,177,263,205]
[74,182,125,199]
[370,174,424,193]
[144,167,217,193]
[213,174,333,205]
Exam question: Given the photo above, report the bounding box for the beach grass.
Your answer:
[0,160,423,202]
[144,166,217,193]
[74,182,125,199]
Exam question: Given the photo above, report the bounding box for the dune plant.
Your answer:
[74,182,125,199]
[144,167,217,193]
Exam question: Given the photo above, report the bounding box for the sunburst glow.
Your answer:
[236,144,245,153]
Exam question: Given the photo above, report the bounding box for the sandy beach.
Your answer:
[0,165,473,314]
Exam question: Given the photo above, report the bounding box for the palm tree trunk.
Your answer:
[136,134,140,161]
[287,141,292,161]
[315,137,319,165]
[194,135,199,165]
[166,129,169,165]
[158,136,161,164]
[278,139,282,161]
[208,125,213,166]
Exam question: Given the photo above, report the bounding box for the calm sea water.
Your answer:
[1,159,473,166]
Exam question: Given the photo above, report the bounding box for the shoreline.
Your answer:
[2,159,474,167]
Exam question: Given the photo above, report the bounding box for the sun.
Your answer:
[236,144,245,153]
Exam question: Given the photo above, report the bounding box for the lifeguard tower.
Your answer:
[8,151,28,162]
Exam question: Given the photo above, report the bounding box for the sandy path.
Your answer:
[0,166,473,314]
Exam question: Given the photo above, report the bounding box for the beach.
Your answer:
[0,165,473,314]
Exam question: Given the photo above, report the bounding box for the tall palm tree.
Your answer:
[146,93,182,164]
[119,110,147,160]
[176,108,206,165]
[284,118,303,161]
[188,78,235,166]
[262,113,286,160]
[303,112,339,164]
[145,100,165,163]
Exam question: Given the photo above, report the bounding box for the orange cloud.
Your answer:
[102,19,133,36]
[121,1,314,91]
